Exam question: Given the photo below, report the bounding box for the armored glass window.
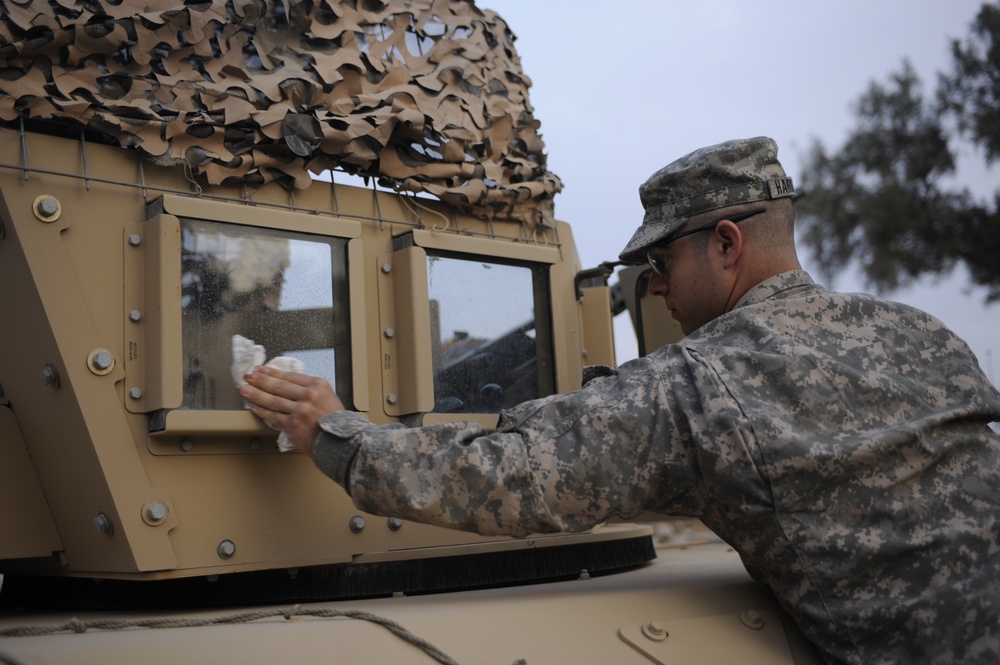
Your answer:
[426,252,553,413]
[179,219,351,410]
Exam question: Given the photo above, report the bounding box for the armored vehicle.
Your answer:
[0,1,822,662]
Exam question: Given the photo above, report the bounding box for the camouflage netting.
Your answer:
[0,0,562,227]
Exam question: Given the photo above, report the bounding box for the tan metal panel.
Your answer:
[0,404,62,559]
[123,215,183,413]
[579,284,616,369]
[377,246,434,417]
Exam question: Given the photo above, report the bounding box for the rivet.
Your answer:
[740,610,765,630]
[380,262,392,273]
[128,309,142,322]
[383,327,394,338]
[127,233,141,247]
[386,393,398,405]
[128,386,143,400]
[217,539,236,559]
[349,515,366,533]
[143,500,168,525]
[387,517,403,531]
[250,438,262,451]
[641,621,668,642]
[180,438,193,452]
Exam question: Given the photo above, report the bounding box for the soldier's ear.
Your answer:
[714,219,742,268]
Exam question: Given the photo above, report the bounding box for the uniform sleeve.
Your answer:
[310,355,702,538]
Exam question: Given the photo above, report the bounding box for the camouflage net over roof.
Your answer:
[0,0,562,227]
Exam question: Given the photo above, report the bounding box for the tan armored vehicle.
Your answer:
[0,2,822,662]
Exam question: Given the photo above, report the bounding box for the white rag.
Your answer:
[231,334,305,452]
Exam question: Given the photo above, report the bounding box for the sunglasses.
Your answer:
[646,208,766,275]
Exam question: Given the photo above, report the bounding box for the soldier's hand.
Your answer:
[240,366,344,456]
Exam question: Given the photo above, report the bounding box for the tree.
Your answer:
[797,2,1000,302]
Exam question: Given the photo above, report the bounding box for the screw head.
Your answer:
[383,327,394,338]
[217,539,236,559]
[91,350,114,371]
[349,515,366,533]
[386,393,398,405]
[87,349,116,376]
[127,233,141,246]
[380,262,392,273]
[143,501,168,525]
[128,309,142,322]
[40,364,60,387]
[33,195,60,221]
[93,351,113,370]
[128,386,143,400]
[641,621,668,642]
[93,512,114,535]
[740,610,765,630]
[387,517,404,531]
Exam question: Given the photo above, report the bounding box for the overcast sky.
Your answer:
[481,0,999,386]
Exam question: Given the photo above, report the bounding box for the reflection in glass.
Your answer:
[179,219,350,409]
[427,254,552,413]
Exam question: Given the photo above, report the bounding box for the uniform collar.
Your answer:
[732,270,817,310]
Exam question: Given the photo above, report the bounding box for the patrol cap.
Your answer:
[619,136,794,263]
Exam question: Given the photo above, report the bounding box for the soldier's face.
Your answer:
[646,236,728,335]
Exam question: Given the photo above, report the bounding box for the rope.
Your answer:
[0,606,529,664]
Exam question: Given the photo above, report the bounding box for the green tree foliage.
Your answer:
[797,2,1000,301]
[939,2,1000,164]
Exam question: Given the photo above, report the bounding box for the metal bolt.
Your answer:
[250,438,262,451]
[349,515,366,533]
[387,517,403,531]
[92,350,114,371]
[93,512,113,535]
[383,327,394,338]
[37,197,58,217]
[380,262,392,273]
[128,386,143,400]
[641,621,668,642]
[127,233,141,247]
[386,393,398,405]
[128,309,142,322]
[39,364,60,388]
[217,539,236,559]
[740,610,765,630]
[180,438,193,452]
[143,501,168,525]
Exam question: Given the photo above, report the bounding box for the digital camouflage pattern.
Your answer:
[619,136,796,263]
[313,270,1000,665]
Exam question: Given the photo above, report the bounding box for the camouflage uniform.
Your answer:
[312,137,1000,664]
[314,270,1000,664]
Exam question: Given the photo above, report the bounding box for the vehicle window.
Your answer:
[179,219,350,410]
[426,253,553,413]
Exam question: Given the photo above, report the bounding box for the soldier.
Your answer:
[241,136,1000,664]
